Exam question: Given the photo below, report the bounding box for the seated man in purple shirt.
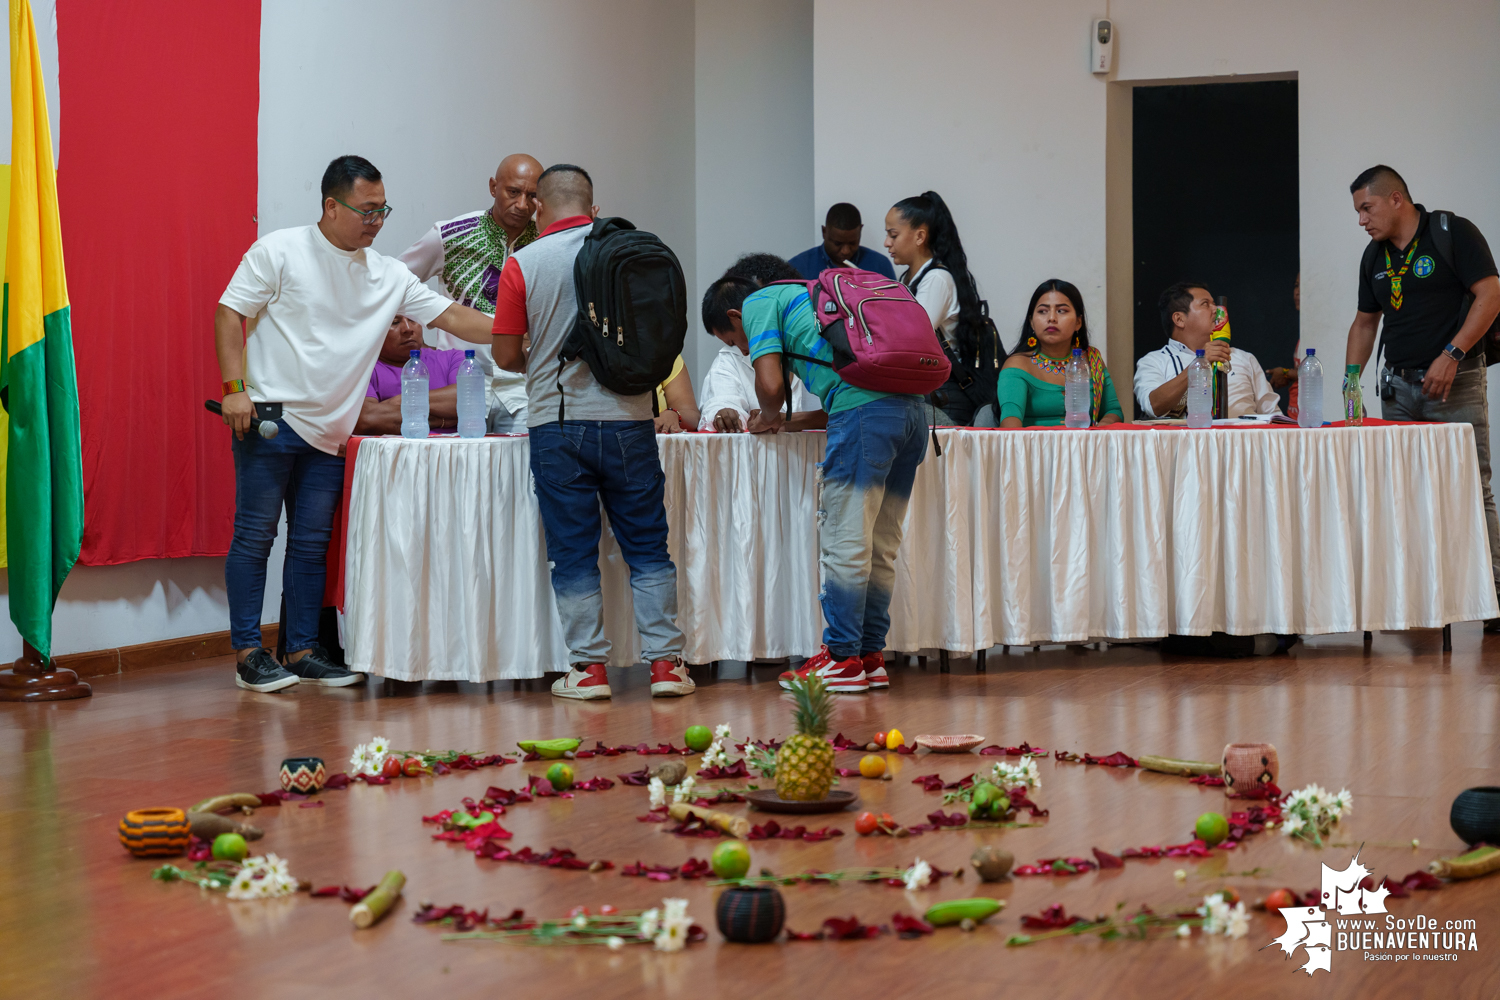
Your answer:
[355,315,466,434]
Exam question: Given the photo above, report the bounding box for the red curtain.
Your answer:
[58,0,259,565]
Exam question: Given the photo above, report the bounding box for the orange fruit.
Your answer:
[858,754,887,778]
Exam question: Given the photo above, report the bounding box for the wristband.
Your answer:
[222,379,246,395]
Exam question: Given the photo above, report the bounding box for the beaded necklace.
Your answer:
[1029,352,1071,375]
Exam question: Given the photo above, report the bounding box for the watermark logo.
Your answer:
[1265,848,1479,975]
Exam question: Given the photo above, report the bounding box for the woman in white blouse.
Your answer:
[884,191,1002,425]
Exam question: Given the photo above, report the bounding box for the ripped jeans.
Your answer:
[817,395,929,658]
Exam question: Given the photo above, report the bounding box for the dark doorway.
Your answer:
[1132,80,1299,383]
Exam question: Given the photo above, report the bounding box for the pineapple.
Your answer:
[775,675,836,801]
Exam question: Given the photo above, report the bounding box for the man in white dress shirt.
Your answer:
[1134,281,1281,419]
[400,154,542,431]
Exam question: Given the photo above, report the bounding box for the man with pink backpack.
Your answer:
[700,263,949,694]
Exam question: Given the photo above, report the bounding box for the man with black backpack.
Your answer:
[491,164,692,699]
[1344,165,1500,619]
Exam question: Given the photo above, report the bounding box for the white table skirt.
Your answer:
[343,425,1498,681]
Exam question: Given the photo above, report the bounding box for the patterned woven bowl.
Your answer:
[118,807,191,858]
[1450,787,1500,846]
[1222,743,1278,798]
[279,757,327,794]
[914,734,986,754]
[716,885,786,943]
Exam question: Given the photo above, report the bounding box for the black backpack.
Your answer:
[557,217,687,420]
[909,263,1003,418]
[1359,209,1500,365]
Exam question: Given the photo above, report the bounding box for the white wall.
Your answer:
[814,0,1500,423]
[694,0,813,383]
[258,0,697,375]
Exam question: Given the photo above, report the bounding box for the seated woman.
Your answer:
[653,355,702,433]
[884,191,1001,426]
[997,279,1122,427]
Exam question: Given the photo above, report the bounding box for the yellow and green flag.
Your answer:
[0,0,82,660]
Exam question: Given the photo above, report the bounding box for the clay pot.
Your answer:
[715,885,786,943]
[279,757,327,794]
[1222,743,1278,798]
[1450,787,1500,846]
[118,807,191,857]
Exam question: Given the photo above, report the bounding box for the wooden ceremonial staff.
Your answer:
[0,640,91,701]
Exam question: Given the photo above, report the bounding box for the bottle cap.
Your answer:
[1346,363,1360,372]
[1072,348,1082,357]
[465,349,475,358]
[1196,349,1205,357]
[410,349,420,358]
[1305,348,1315,356]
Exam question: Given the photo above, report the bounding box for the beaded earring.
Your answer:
[1073,335,1081,349]
[1026,335,1037,349]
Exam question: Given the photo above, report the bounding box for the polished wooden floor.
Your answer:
[3,628,1498,1000]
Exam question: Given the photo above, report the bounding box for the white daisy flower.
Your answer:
[671,775,696,803]
[654,919,689,952]
[368,735,390,757]
[226,869,258,900]
[1225,902,1250,939]
[1281,814,1306,836]
[714,724,732,740]
[1334,788,1353,816]
[648,776,667,810]
[662,897,689,924]
[1197,895,1231,935]
[1176,923,1192,938]
[573,914,589,929]
[349,744,371,771]
[364,751,387,777]
[639,908,659,939]
[903,858,933,891]
[606,936,625,951]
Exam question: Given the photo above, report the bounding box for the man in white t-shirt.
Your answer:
[1134,281,1281,419]
[215,155,496,693]
[399,153,542,432]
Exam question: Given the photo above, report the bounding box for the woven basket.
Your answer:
[1221,743,1278,798]
[118,807,190,857]
[715,885,785,943]
[279,757,327,793]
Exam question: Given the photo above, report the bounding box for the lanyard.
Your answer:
[1383,236,1421,311]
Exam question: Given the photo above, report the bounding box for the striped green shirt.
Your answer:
[743,285,889,415]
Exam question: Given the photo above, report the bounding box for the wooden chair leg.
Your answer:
[1363,631,1372,644]
[1443,624,1452,652]
[939,649,949,673]
[976,649,986,673]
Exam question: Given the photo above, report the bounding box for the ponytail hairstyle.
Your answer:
[892,190,986,360]
[1019,278,1090,352]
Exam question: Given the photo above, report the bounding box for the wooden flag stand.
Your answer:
[0,640,90,701]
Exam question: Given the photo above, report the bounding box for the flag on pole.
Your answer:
[1,0,83,660]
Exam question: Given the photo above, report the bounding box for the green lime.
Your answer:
[711,839,752,880]
[1195,811,1230,847]
[545,762,574,790]
[684,725,713,752]
[212,832,248,862]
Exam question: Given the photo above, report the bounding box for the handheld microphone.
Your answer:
[204,399,280,439]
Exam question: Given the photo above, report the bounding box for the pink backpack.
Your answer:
[774,268,951,394]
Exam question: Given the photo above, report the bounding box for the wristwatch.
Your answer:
[1443,343,1466,362]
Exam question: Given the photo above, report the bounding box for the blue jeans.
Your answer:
[225,421,345,653]
[1382,364,1500,594]
[819,395,928,658]
[529,420,684,665]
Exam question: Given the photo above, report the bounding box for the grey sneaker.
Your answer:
[236,648,299,693]
[288,645,365,687]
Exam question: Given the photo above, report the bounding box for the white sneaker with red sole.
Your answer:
[649,658,696,697]
[778,645,868,693]
[860,652,889,689]
[551,663,612,700]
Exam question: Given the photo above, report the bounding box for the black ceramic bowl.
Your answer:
[1450,787,1500,846]
[715,885,786,943]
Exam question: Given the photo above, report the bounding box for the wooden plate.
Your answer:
[744,789,858,814]
[914,734,986,753]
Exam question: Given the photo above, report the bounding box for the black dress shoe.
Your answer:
[288,645,365,687]
[235,648,299,693]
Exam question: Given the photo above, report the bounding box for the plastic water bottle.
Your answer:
[1343,363,1364,426]
[456,349,486,438]
[400,349,430,439]
[1297,349,1324,428]
[1186,349,1212,428]
[1063,348,1090,428]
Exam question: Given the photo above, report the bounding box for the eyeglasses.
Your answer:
[333,196,393,225]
